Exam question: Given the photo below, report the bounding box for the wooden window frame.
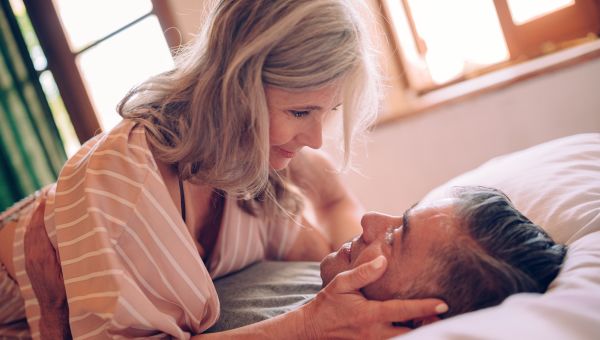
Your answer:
[373,0,600,126]
[381,0,600,94]
[21,0,179,142]
[495,0,600,59]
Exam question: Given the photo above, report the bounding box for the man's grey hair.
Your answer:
[423,186,567,318]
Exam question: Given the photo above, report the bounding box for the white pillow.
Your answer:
[422,133,600,245]
[400,133,600,340]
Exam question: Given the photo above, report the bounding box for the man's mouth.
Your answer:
[348,237,360,263]
[340,241,352,263]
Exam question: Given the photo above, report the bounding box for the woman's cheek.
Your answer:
[269,116,291,146]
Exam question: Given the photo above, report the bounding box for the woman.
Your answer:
[0,0,446,338]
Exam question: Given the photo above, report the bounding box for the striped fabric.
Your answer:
[0,261,27,339]
[3,120,299,339]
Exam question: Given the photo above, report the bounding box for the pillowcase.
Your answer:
[400,133,600,339]
[422,133,600,244]
[206,261,321,332]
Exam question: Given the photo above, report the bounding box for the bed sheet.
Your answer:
[207,261,320,332]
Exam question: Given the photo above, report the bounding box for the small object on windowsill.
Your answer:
[542,33,598,56]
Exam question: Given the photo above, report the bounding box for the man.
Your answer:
[211,185,566,332]
[15,186,567,335]
[320,186,567,318]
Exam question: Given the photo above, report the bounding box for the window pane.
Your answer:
[77,15,174,131]
[39,71,80,156]
[52,0,152,50]
[507,0,575,25]
[406,0,509,85]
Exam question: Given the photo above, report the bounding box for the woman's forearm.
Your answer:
[192,306,310,340]
[39,304,72,340]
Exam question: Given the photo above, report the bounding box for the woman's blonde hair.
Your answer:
[119,0,379,218]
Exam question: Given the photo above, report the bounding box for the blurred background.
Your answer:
[1,0,599,212]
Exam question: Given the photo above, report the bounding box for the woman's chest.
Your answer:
[183,184,225,262]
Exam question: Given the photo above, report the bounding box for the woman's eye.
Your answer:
[289,110,310,118]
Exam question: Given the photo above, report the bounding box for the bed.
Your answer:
[210,133,600,339]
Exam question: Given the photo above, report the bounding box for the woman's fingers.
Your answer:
[374,298,448,323]
[329,255,387,292]
[309,256,447,338]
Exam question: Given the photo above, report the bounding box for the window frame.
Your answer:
[495,0,600,59]
[21,0,179,142]
[380,0,600,94]
[375,0,600,125]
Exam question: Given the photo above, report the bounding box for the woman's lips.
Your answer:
[276,147,296,158]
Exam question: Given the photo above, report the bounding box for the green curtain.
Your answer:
[0,2,67,211]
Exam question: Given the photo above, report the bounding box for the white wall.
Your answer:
[341,58,600,214]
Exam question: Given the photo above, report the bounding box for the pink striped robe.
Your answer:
[4,120,299,339]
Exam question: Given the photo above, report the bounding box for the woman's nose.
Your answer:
[360,212,396,243]
[301,119,323,149]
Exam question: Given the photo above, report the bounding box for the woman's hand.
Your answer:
[300,256,447,339]
[24,199,72,339]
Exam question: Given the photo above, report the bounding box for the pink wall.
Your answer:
[340,57,600,214]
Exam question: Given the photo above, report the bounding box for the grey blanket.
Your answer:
[207,261,322,332]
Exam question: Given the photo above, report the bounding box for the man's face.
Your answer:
[320,199,459,300]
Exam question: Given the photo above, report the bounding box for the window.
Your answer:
[8,0,80,155]
[19,0,179,143]
[380,0,600,93]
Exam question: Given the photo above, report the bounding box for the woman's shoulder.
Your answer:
[59,120,158,180]
[53,120,165,211]
[50,120,167,236]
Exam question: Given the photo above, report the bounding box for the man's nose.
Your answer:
[360,212,396,243]
[300,119,323,149]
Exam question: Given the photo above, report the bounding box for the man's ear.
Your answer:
[392,315,440,329]
[413,315,441,328]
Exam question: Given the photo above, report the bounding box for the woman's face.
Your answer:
[266,84,342,170]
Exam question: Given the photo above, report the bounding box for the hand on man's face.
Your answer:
[320,199,458,301]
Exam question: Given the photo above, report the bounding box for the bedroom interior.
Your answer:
[1,0,598,211]
[1,0,599,338]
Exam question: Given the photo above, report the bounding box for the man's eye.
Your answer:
[385,227,395,245]
[386,225,402,245]
[289,110,309,118]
